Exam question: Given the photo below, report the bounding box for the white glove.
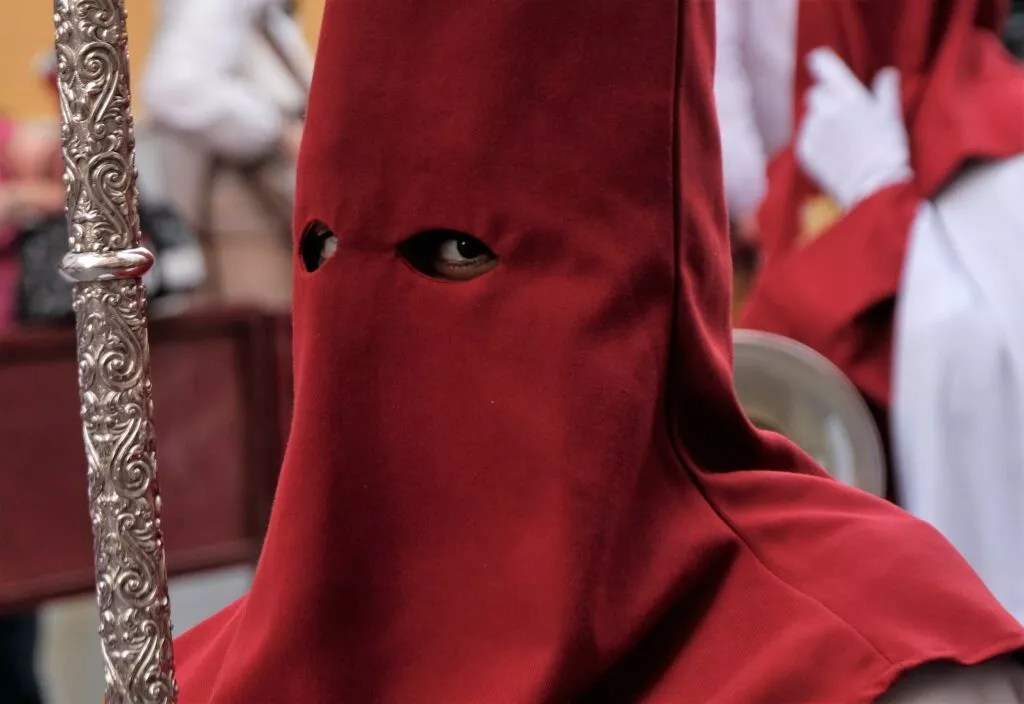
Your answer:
[796,48,913,210]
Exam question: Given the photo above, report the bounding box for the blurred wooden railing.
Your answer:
[0,307,292,612]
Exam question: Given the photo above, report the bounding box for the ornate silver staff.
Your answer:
[53,1,178,702]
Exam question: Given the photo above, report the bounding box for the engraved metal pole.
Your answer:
[53,1,177,701]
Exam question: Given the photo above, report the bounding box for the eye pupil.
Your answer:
[456,237,486,259]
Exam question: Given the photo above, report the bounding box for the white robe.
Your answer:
[893,154,1024,624]
[143,0,312,163]
[713,0,797,219]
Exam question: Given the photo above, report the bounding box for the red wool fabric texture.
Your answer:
[743,0,1024,408]
[172,1,1023,701]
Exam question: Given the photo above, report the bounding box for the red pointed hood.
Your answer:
[174,1,1024,701]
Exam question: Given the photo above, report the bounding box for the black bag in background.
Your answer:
[15,213,73,324]
[15,203,203,325]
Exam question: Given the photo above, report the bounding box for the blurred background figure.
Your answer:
[142,0,312,305]
[713,0,797,320]
[738,0,1024,622]
[714,0,795,244]
[144,0,309,173]
[717,0,1024,266]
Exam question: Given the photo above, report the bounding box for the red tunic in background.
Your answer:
[743,0,1024,407]
[172,1,1023,701]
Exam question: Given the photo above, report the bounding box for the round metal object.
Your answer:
[732,329,887,497]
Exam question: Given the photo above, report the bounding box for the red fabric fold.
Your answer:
[747,176,921,405]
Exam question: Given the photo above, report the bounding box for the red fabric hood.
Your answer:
[174,1,1024,701]
[744,0,1024,406]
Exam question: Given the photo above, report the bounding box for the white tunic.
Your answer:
[142,0,312,162]
[713,0,797,219]
[893,153,1024,624]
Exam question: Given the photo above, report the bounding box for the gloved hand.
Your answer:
[796,48,913,210]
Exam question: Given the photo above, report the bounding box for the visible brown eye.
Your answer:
[299,221,338,272]
[398,230,498,281]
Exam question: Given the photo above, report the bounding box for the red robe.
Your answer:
[743,0,1024,408]
[173,1,1023,701]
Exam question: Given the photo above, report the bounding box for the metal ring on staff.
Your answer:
[60,248,156,284]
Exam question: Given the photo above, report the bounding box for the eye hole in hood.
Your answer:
[398,230,499,282]
[300,221,339,273]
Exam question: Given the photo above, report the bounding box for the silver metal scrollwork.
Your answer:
[53,1,178,702]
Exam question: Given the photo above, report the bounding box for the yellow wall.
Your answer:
[0,0,325,120]
[298,0,326,56]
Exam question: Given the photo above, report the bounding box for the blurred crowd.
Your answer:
[0,0,1022,701]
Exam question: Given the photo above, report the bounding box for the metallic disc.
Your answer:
[732,329,887,497]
